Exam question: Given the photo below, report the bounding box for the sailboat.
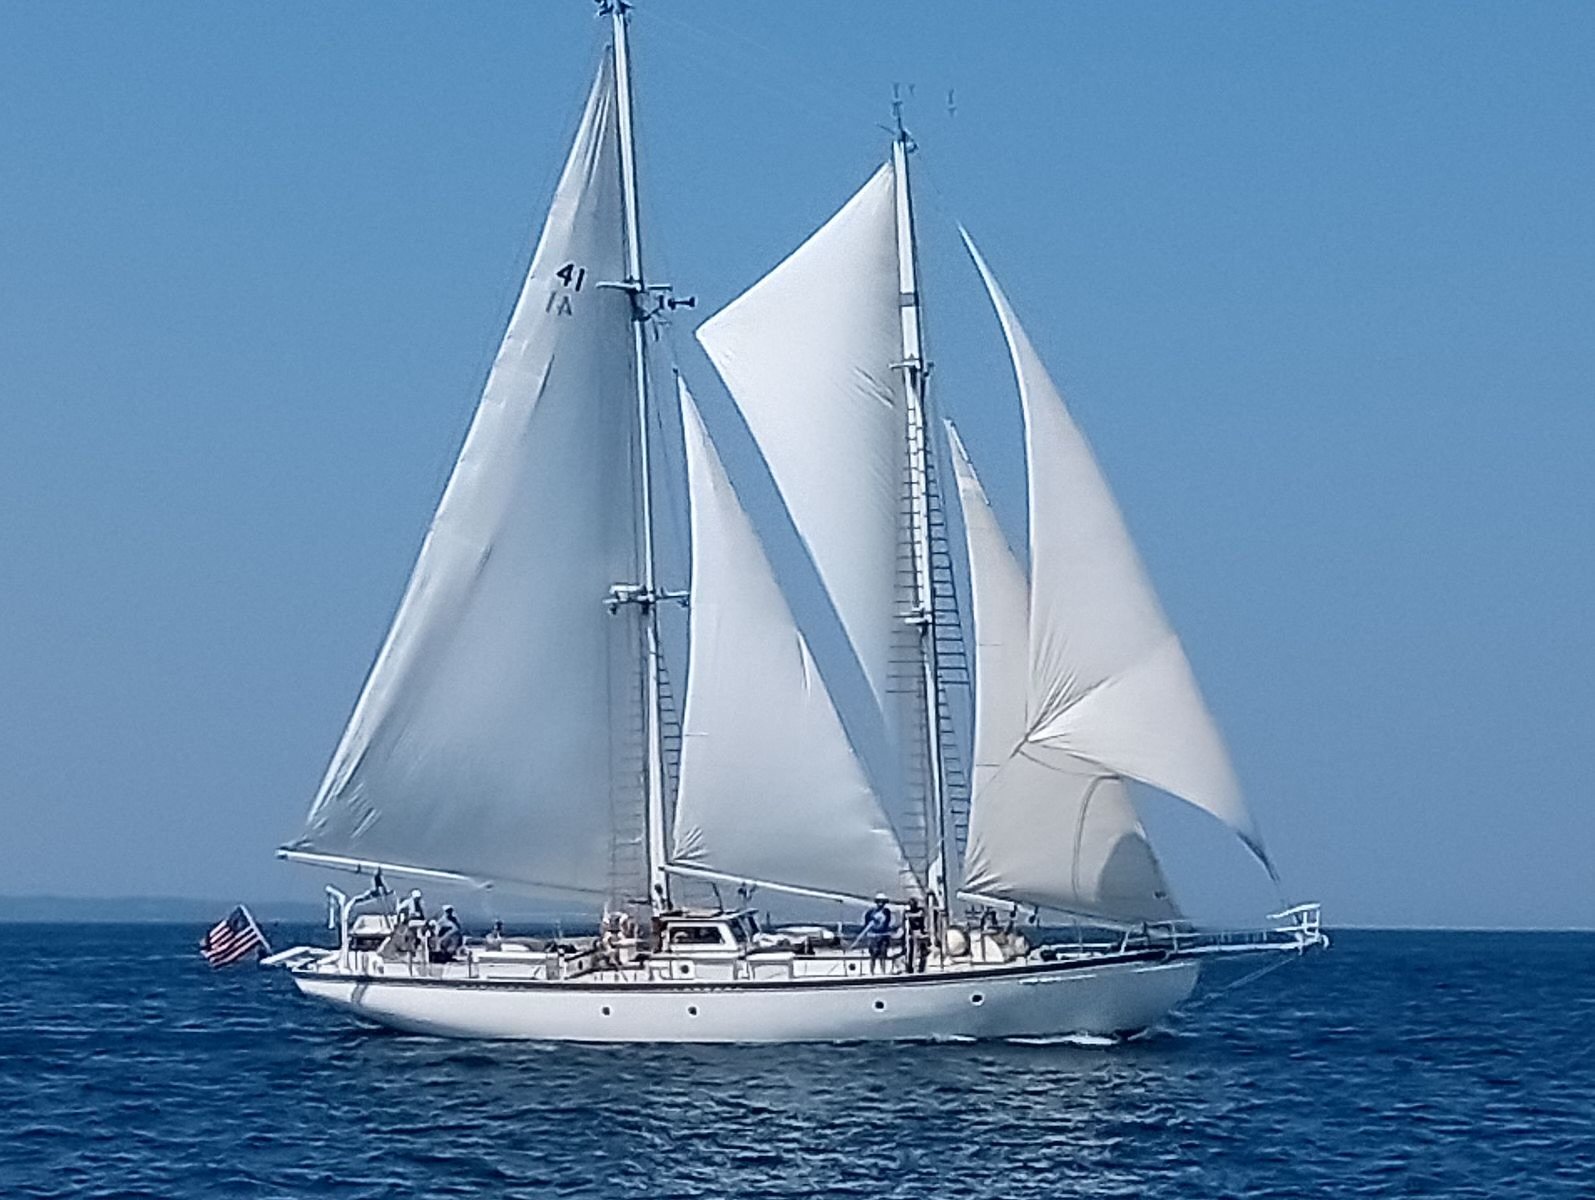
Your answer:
[265,4,1324,1042]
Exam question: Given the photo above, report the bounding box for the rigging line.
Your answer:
[1174,952,1295,1019]
[598,19,696,596]
[638,5,882,144]
[595,26,693,607]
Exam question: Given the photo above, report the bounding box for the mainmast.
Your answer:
[890,103,954,920]
[608,1,670,910]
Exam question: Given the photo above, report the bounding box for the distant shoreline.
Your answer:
[0,895,324,925]
[0,893,596,926]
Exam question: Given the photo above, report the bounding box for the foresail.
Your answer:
[948,424,1176,923]
[695,165,906,722]
[961,750,1177,922]
[960,231,1271,874]
[945,424,1028,801]
[672,382,915,901]
[286,58,641,897]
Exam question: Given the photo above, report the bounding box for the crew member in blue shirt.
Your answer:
[858,893,894,973]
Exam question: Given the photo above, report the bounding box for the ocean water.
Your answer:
[0,926,1590,1199]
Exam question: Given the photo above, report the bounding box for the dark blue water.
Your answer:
[1,927,1590,1199]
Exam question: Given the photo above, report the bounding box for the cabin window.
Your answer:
[669,925,730,948]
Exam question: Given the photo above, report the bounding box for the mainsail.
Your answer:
[695,165,908,722]
[284,58,644,897]
[948,425,1176,922]
[671,382,914,901]
[959,231,1271,881]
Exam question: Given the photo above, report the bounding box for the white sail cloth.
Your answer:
[959,232,1271,880]
[285,60,641,896]
[695,165,907,720]
[948,426,1175,922]
[671,383,913,901]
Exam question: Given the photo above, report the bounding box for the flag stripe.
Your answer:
[202,937,261,965]
[203,927,255,951]
[199,905,269,968]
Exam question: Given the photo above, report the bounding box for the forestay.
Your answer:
[960,231,1271,876]
[671,383,914,902]
[284,59,643,896]
[948,425,1175,922]
[695,165,907,723]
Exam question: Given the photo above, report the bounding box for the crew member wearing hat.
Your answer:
[858,893,894,974]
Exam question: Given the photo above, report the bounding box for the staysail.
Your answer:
[960,230,1271,877]
[284,58,643,897]
[695,165,907,722]
[948,424,1175,922]
[944,425,1028,806]
[671,382,914,902]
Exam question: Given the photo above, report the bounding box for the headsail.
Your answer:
[948,425,1176,922]
[284,58,643,897]
[944,425,1028,805]
[671,382,914,902]
[960,231,1271,876]
[695,165,907,722]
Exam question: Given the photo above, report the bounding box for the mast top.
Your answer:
[890,83,915,151]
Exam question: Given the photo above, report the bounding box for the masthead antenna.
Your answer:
[890,82,917,149]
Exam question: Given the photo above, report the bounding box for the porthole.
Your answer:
[873,999,886,1012]
[687,1005,699,1017]
[970,993,984,1006]
[601,1006,612,1017]
[846,962,857,973]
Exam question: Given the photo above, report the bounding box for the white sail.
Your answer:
[962,750,1177,922]
[285,59,642,897]
[961,231,1271,873]
[948,425,1176,922]
[945,425,1028,803]
[695,165,906,718]
[671,382,914,901]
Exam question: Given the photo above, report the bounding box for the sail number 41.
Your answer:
[546,262,586,316]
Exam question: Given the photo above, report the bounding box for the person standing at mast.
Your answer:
[856,893,895,973]
[903,896,930,974]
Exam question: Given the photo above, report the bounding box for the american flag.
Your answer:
[200,905,270,967]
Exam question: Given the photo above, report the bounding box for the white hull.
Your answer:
[290,953,1200,1043]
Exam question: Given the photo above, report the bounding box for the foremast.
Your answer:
[890,107,955,925]
[606,0,670,912]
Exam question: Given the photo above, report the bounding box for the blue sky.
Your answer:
[1,3,1590,927]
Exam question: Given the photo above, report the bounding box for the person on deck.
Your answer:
[903,897,930,974]
[434,905,464,961]
[399,890,425,923]
[858,893,894,974]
